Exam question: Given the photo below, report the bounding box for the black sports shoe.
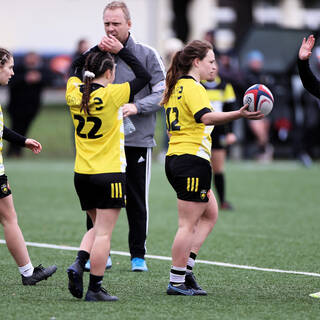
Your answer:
[166,282,195,296]
[22,264,57,286]
[85,287,118,302]
[185,272,207,295]
[67,260,84,299]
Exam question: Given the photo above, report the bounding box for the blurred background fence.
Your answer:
[1,0,320,162]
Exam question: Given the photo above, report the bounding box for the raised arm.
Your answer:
[297,35,320,99]
[117,48,151,100]
[99,35,151,101]
[299,35,315,61]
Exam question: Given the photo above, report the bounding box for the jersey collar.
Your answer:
[79,83,104,93]
[179,75,197,81]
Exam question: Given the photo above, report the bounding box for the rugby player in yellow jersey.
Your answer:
[161,40,263,296]
[0,48,57,286]
[65,34,151,302]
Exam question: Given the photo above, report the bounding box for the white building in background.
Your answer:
[1,0,319,55]
[1,0,319,105]
[0,0,171,54]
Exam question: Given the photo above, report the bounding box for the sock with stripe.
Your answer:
[186,252,197,274]
[170,266,186,285]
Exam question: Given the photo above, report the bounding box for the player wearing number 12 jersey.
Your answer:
[165,76,214,162]
[162,40,263,296]
[65,35,151,302]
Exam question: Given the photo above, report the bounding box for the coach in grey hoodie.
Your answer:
[99,1,165,271]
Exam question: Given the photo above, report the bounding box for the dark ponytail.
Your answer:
[81,51,114,114]
[161,40,212,105]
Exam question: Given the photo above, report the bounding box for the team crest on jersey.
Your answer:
[200,189,207,201]
[1,184,8,194]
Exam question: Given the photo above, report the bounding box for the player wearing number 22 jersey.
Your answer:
[65,48,151,302]
[65,47,151,213]
[66,77,129,174]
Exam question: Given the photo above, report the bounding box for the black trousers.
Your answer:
[125,146,151,259]
[86,146,152,259]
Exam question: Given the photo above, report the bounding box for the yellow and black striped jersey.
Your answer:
[0,105,4,175]
[201,76,236,112]
[66,76,130,174]
[164,76,214,162]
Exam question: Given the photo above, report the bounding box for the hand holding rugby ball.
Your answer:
[243,84,274,116]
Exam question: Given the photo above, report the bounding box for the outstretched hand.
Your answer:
[25,139,42,154]
[240,104,264,120]
[299,35,315,60]
[98,35,124,54]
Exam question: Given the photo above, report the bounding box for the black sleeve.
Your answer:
[70,45,102,79]
[297,58,320,99]
[117,48,152,102]
[194,107,212,123]
[3,126,26,146]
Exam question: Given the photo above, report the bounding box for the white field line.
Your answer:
[1,239,320,278]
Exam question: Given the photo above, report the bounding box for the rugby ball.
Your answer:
[243,84,274,115]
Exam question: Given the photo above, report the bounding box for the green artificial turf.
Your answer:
[0,159,319,319]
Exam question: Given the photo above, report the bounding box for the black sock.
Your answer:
[214,173,225,204]
[76,250,89,269]
[89,274,103,292]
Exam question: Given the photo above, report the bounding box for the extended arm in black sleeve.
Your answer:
[298,58,320,99]
[3,126,26,147]
[117,48,152,102]
[70,45,101,79]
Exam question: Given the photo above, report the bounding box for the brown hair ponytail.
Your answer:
[161,40,213,105]
[80,51,114,115]
[161,50,183,105]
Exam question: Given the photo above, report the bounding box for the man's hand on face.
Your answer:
[98,35,124,54]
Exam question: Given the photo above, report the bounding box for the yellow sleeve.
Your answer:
[66,77,82,107]
[184,82,212,116]
[109,82,130,108]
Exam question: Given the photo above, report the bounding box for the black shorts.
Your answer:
[165,154,212,202]
[211,126,226,150]
[74,172,126,210]
[0,174,12,199]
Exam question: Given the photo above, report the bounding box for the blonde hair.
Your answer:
[103,1,131,21]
